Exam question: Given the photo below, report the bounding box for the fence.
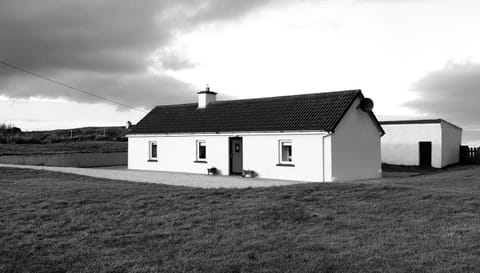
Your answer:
[460,146,480,164]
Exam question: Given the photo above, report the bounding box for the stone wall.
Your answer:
[0,152,127,167]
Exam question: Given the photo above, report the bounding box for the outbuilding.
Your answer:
[380,119,462,168]
[127,88,384,182]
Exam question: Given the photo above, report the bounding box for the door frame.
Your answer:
[418,141,432,167]
[229,137,243,175]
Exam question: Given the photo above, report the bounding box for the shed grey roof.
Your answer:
[129,89,384,135]
[380,119,462,131]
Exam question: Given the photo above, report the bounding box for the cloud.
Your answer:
[356,0,428,3]
[463,130,480,146]
[149,48,196,71]
[405,61,480,127]
[0,0,284,108]
[0,69,196,109]
[187,0,273,24]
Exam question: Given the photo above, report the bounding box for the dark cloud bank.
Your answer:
[406,61,480,144]
[0,0,278,108]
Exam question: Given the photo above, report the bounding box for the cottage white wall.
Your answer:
[129,132,329,182]
[128,135,229,175]
[441,122,462,167]
[242,134,326,182]
[323,135,333,182]
[381,123,442,168]
[331,98,382,181]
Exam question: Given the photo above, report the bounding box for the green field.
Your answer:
[0,141,127,155]
[1,166,480,272]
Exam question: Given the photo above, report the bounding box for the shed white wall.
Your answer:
[331,97,382,181]
[441,122,462,167]
[128,132,330,182]
[381,123,442,167]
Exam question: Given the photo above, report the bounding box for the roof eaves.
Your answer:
[369,112,385,136]
[126,129,330,136]
[380,119,462,131]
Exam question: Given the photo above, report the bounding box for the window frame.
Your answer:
[278,140,293,165]
[148,141,158,161]
[195,140,207,162]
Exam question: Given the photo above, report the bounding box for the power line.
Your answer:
[0,60,147,113]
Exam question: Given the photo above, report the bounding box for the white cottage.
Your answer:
[380,119,462,168]
[127,88,384,182]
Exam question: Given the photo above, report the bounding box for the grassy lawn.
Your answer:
[1,167,480,272]
[0,141,127,155]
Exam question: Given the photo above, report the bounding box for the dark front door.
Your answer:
[230,137,243,175]
[419,141,432,167]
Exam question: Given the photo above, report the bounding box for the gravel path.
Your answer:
[0,164,304,188]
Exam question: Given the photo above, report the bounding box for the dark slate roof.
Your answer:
[129,89,383,134]
[380,119,462,131]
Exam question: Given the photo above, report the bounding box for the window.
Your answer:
[279,140,293,164]
[149,141,157,161]
[196,140,207,161]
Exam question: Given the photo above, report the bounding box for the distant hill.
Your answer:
[31,126,128,138]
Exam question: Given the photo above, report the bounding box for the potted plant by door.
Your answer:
[207,167,218,175]
[242,170,256,178]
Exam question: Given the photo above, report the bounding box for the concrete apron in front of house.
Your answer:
[0,164,306,188]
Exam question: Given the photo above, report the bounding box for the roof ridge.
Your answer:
[152,90,362,108]
[212,89,361,105]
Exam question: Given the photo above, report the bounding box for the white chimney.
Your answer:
[197,85,217,109]
[126,121,132,129]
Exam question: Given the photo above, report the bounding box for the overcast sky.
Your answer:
[1,0,479,145]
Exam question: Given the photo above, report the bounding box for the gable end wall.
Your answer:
[330,97,382,181]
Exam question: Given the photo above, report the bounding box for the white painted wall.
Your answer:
[242,133,326,182]
[128,135,229,175]
[441,121,462,167]
[128,132,329,182]
[331,97,382,181]
[323,134,333,182]
[381,121,461,168]
[381,123,441,167]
